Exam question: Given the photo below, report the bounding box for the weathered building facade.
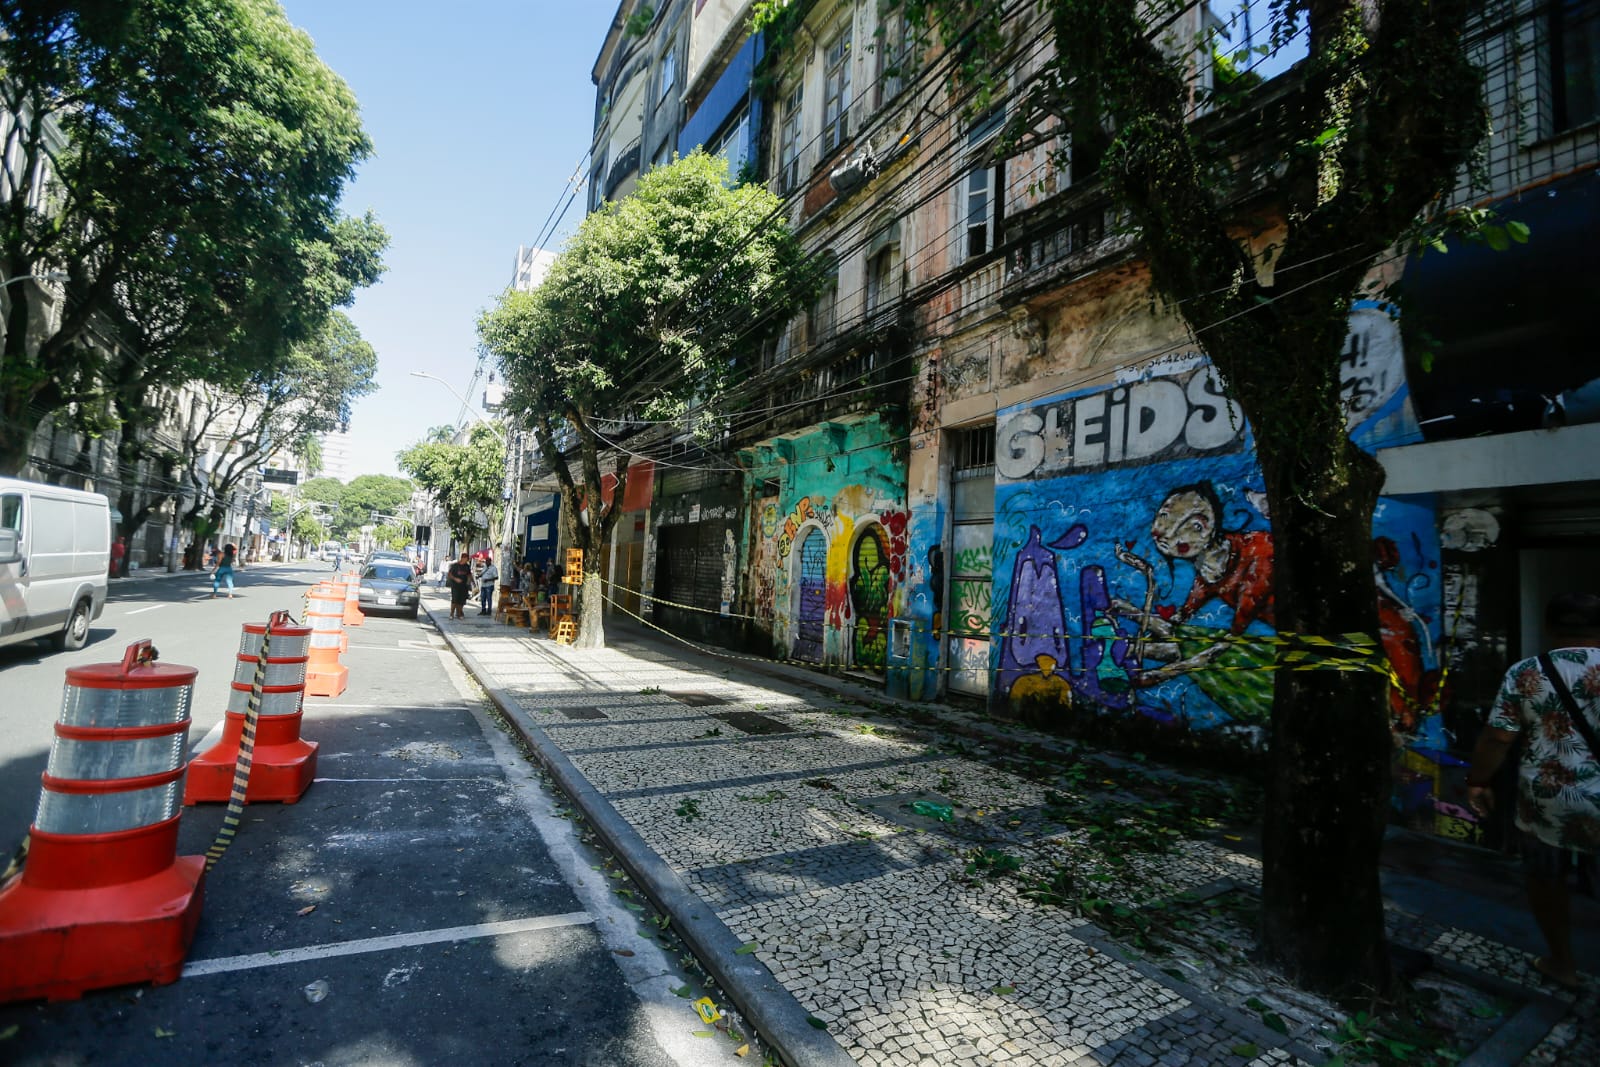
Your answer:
[568,0,1600,846]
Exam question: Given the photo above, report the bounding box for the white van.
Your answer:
[0,477,110,652]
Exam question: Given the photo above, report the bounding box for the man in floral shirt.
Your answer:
[1466,593,1600,990]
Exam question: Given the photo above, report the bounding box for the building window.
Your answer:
[653,138,673,170]
[808,251,839,342]
[865,216,901,313]
[959,164,1004,260]
[876,13,914,107]
[822,24,853,154]
[714,107,752,183]
[959,107,1006,261]
[656,47,678,108]
[779,85,804,193]
[1554,0,1600,133]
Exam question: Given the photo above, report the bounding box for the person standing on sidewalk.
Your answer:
[109,536,125,577]
[478,558,499,616]
[210,543,238,599]
[446,552,473,620]
[1467,592,1600,990]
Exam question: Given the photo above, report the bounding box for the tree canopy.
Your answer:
[397,424,505,546]
[478,150,814,646]
[291,472,415,539]
[0,0,378,473]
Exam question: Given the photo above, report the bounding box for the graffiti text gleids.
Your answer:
[996,366,1245,480]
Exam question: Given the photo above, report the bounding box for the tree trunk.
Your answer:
[575,567,605,649]
[1257,425,1392,1000]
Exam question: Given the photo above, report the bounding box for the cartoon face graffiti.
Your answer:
[1151,486,1218,563]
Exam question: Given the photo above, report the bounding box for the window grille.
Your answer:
[951,425,995,477]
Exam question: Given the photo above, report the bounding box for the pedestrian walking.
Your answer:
[478,559,499,616]
[210,543,238,599]
[1467,592,1600,990]
[109,536,125,577]
[446,552,473,620]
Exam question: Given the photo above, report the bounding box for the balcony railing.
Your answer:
[958,259,1005,317]
[1004,201,1131,293]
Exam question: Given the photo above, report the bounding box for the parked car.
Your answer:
[0,477,110,652]
[357,560,421,619]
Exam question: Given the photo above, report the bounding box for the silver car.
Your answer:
[357,560,421,619]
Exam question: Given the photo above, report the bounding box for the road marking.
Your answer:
[181,911,593,978]
[307,703,471,710]
[312,776,492,783]
[124,604,166,616]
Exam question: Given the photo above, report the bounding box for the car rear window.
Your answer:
[369,565,414,581]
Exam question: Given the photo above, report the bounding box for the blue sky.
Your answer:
[279,1,617,478]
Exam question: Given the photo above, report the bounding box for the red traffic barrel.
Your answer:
[0,640,206,1003]
[185,612,318,805]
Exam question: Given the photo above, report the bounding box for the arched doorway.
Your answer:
[793,527,827,663]
[850,525,890,671]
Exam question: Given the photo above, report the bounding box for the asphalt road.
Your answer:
[0,564,727,1066]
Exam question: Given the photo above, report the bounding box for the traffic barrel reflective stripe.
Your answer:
[0,639,206,1003]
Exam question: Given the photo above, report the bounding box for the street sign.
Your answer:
[262,468,300,485]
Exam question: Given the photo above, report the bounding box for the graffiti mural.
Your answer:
[795,528,827,663]
[850,526,891,670]
[741,414,908,668]
[993,360,1267,731]
[750,497,781,625]
[992,348,1443,742]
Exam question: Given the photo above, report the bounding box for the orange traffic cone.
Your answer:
[185,612,318,804]
[0,641,206,1003]
[304,585,348,697]
[341,566,365,626]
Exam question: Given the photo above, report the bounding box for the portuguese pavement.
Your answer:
[427,593,1599,1067]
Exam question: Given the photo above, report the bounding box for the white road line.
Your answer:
[307,703,470,710]
[124,604,166,616]
[311,776,490,783]
[181,911,593,978]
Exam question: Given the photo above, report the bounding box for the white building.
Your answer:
[511,245,556,293]
[318,424,355,483]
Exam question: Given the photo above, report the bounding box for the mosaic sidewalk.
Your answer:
[434,612,1597,1066]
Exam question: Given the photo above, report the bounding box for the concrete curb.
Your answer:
[425,606,859,1067]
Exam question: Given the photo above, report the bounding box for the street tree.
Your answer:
[172,312,380,541]
[342,474,417,533]
[396,424,505,548]
[0,0,374,474]
[853,0,1490,997]
[479,151,813,648]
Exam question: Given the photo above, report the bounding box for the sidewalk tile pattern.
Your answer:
[439,614,1595,1066]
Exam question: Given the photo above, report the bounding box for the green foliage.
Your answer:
[479,151,812,647]
[291,472,415,539]
[623,3,655,37]
[396,424,505,545]
[0,0,381,474]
